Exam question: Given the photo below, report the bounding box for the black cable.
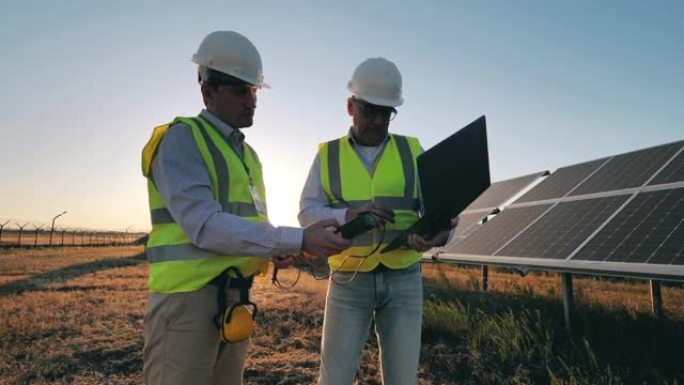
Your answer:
[271,210,389,289]
[292,222,386,286]
[271,264,302,289]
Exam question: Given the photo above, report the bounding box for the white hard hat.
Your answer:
[192,31,270,88]
[347,57,403,107]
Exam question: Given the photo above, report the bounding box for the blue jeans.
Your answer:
[318,263,423,385]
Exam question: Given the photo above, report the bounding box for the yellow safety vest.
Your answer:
[319,134,422,272]
[141,116,269,293]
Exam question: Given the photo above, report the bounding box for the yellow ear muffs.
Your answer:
[220,302,256,343]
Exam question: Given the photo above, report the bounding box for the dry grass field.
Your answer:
[1,247,682,384]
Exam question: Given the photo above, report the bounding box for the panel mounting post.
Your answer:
[650,280,663,319]
[481,265,489,291]
[561,273,574,333]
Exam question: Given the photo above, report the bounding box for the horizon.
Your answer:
[1,1,682,231]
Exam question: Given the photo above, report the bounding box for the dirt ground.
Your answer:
[1,246,682,384]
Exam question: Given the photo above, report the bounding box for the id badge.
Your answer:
[249,184,267,216]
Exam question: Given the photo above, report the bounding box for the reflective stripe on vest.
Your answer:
[320,134,422,272]
[143,115,268,293]
[150,203,258,225]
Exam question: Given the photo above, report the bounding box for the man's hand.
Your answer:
[302,218,351,259]
[345,202,395,225]
[406,229,452,253]
[272,255,297,269]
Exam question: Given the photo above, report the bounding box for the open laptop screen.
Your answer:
[417,115,490,222]
[380,115,491,253]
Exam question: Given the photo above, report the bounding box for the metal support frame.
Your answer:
[481,265,489,291]
[561,273,574,333]
[650,280,663,318]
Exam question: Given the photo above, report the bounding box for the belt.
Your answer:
[210,267,253,330]
[209,270,254,290]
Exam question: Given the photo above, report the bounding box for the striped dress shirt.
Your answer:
[152,109,303,258]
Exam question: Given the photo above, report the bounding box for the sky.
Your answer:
[0,1,682,232]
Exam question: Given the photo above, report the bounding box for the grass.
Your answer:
[0,247,682,384]
[421,263,684,385]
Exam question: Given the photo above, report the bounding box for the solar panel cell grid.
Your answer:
[438,212,489,250]
[648,147,684,186]
[570,142,682,196]
[451,212,488,237]
[515,158,607,203]
[465,172,544,210]
[437,139,684,280]
[496,195,629,260]
[572,188,684,265]
[665,238,684,265]
[448,204,552,256]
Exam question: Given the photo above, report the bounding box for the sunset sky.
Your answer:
[1,1,682,232]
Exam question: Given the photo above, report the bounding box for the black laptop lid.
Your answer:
[418,115,490,222]
[379,115,490,253]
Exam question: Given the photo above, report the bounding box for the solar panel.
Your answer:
[496,195,629,259]
[514,158,608,203]
[572,188,684,265]
[452,211,490,237]
[428,139,684,281]
[464,171,548,211]
[648,147,684,186]
[436,212,492,251]
[569,141,683,196]
[448,204,552,256]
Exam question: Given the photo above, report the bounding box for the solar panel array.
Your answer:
[497,196,628,259]
[649,151,684,186]
[515,158,608,203]
[568,141,682,196]
[573,188,684,265]
[450,212,491,238]
[447,204,552,255]
[441,172,547,249]
[432,139,684,281]
[464,171,548,211]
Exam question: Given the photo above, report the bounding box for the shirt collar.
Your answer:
[200,109,245,143]
[346,127,390,147]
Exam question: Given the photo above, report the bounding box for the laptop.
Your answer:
[380,115,491,253]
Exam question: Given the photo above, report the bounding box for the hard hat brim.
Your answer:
[352,93,404,108]
[192,57,270,89]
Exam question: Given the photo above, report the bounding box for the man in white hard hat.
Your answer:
[298,58,453,384]
[141,31,350,385]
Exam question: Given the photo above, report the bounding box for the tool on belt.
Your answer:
[211,267,257,343]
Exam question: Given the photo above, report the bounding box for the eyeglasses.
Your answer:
[353,99,398,121]
[224,84,258,99]
[207,79,258,99]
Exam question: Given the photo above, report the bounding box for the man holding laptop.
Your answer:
[298,58,455,385]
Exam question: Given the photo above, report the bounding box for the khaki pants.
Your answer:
[143,284,250,385]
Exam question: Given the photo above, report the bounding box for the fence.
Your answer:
[0,222,146,249]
